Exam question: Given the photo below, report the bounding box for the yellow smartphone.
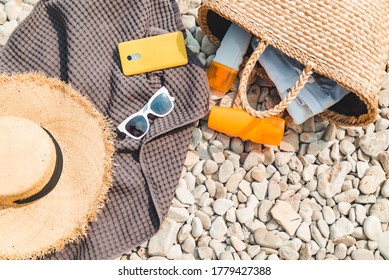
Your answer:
[118,31,188,76]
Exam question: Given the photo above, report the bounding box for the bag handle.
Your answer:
[233,39,316,118]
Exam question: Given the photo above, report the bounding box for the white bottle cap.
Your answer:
[213,24,252,71]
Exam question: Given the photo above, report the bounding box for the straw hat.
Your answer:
[0,73,114,260]
[199,0,389,126]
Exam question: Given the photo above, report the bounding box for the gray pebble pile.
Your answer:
[2,0,389,261]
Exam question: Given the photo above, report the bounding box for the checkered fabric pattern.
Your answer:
[0,0,209,259]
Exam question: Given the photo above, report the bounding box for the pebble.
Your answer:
[213,198,234,216]
[288,155,304,172]
[191,217,204,238]
[227,223,244,239]
[379,89,389,107]
[267,181,281,200]
[178,224,192,243]
[300,132,317,143]
[195,211,211,230]
[219,251,233,260]
[252,181,267,200]
[206,54,215,68]
[253,228,283,249]
[381,180,389,198]
[370,199,389,222]
[296,222,311,242]
[218,160,234,183]
[0,9,6,25]
[185,30,200,53]
[356,161,369,178]
[359,166,385,194]
[184,172,196,190]
[203,160,218,174]
[192,161,205,176]
[355,204,367,225]
[178,0,191,13]
[243,150,265,170]
[239,180,252,197]
[311,223,327,248]
[166,244,183,260]
[267,254,279,260]
[317,219,330,238]
[262,147,275,165]
[322,206,336,224]
[230,137,244,154]
[175,187,195,205]
[181,14,196,30]
[280,132,300,152]
[339,139,356,155]
[226,173,244,193]
[192,184,206,199]
[274,152,293,166]
[230,236,246,252]
[226,207,236,223]
[333,189,360,203]
[197,247,213,260]
[4,1,21,21]
[378,231,389,259]
[279,246,299,260]
[209,145,225,163]
[201,35,217,55]
[148,219,179,256]
[307,140,334,156]
[270,200,302,235]
[258,200,273,223]
[378,151,389,172]
[251,168,265,182]
[243,245,259,258]
[0,19,17,45]
[209,216,228,239]
[351,249,374,260]
[337,202,351,215]
[358,130,389,157]
[318,148,333,164]
[363,216,382,241]
[196,53,206,67]
[167,207,190,222]
[236,207,254,224]
[323,123,337,141]
[317,161,351,198]
[334,243,347,260]
[216,133,230,149]
[330,217,354,241]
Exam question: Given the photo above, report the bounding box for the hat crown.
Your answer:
[0,116,56,207]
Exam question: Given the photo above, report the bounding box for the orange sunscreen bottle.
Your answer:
[208,106,285,146]
[207,24,252,97]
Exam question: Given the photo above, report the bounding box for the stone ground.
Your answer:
[2,0,389,261]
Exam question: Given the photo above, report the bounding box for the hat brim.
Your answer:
[0,73,114,260]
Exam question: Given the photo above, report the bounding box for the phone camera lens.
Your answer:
[127,55,132,61]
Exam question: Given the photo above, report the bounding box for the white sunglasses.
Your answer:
[117,86,175,140]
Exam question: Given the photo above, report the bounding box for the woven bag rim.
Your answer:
[198,0,388,126]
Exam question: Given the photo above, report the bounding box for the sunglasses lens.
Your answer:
[125,115,148,138]
[150,93,173,116]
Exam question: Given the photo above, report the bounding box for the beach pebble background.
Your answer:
[2,0,389,261]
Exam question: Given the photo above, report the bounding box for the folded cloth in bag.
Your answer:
[0,0,209,259]
[199,0,389,126]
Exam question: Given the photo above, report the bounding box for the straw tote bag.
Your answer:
[199,0,389,126]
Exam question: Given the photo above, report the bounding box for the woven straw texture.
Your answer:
[199,0,389,126]
[0,0,209,259]
[0,73,114,260]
